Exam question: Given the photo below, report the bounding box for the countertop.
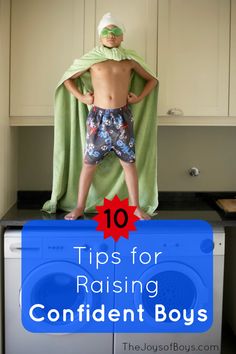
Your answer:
[1,191,236,228]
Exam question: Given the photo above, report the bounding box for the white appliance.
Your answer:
[114,224,225,354]
[4,223,225,354]
[4,228,113,354]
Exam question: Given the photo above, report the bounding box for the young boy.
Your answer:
[63,13,158,220]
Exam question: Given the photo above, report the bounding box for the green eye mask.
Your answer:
[100,27,123,37]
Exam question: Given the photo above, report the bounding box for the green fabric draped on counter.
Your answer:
[42,45,159,215]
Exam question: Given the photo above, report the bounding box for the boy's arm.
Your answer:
[63,70,94,105]
[128,61,158,104]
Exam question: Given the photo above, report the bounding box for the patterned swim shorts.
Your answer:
[84,105,135,164]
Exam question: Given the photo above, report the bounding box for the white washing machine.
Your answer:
[114,224,225,354]
[4,222,225,354]
[4,227,113,354]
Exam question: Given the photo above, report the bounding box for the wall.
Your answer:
[18,127,53,191]
[0,0,18,218]
[18,126,236,192]
[158,126,236,191]
[0,0,18,352]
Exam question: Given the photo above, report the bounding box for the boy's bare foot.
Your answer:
[134,207,151,220]
[64,207,84,220]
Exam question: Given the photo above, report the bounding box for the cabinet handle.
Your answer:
[167,108,184,116]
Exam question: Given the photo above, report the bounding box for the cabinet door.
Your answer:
[10,0,84,117]
[230,0,236,116]
[84,0,158,74]
[158,0,230,117]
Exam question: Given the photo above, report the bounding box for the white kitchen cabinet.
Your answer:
[158,0,230,118]
[9,0,236,126]
[10,0,157,122]
[10,0,84,118]
[230,0,236,116]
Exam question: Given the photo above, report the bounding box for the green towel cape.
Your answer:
[42,45,159,214]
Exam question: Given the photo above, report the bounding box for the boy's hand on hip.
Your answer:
[127,92,140,104]
[81,92,94,105]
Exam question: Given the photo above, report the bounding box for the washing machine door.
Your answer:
[21,260,97,333]
[135,260,208,330]
[112,256,210,333]
[21,221,115,334]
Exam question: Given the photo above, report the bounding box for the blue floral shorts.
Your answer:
[84,105,135,164]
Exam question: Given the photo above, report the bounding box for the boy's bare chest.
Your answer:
[91,60,132,77]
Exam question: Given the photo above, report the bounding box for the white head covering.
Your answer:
[97,12,125,36]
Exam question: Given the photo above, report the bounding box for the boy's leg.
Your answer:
[64,162,97,220]
[119,160,151,220]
